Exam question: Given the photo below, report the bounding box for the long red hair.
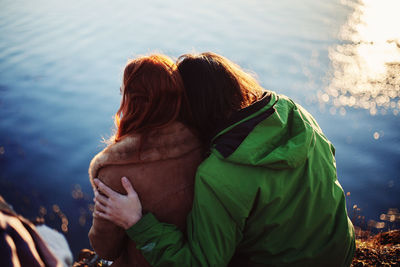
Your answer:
[114,54,189,142]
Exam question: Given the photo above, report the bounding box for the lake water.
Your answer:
[0,0,399,257]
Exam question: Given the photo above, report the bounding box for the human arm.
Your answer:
[88,169,129,260]
[94,171,243,266]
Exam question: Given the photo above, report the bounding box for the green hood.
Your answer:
[127,91,355,267]
[211,92,329,169]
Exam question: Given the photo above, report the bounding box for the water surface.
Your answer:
[0,0,399,256]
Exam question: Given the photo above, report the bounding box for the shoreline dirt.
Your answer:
[351,229,400,266]
[73,230,400,266]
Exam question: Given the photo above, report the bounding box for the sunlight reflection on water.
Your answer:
[321,0,400,116]
[1,0,399,256]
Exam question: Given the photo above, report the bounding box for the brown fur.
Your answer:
[88,122,203,267]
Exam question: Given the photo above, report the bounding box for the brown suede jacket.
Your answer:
[88,122,203,267]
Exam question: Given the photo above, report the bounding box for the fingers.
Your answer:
[94,200,107,213]
[94,191,108,206]
[121,177,136,195]
[94,193,108,212]
[94,178,115,198]
[94,210,111,221]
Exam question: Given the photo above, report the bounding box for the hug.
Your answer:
[88,52,355,266]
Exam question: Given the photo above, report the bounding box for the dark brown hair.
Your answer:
[114,54,190,142]
[176,52,265,145]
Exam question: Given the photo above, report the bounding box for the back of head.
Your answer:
[114,54,191,142]
[177,52,265,145]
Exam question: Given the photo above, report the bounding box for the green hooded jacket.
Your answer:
[126,91,355,267]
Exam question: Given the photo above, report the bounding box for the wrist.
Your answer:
[124,212,142,230]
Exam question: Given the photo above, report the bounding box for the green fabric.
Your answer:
[127,92,355,267]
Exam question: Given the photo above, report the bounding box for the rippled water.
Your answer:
[0,0,399,257]
[325,0,400,116]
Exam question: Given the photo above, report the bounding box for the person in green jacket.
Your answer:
[93,52,355,266]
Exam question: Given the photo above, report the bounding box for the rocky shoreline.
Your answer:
[72,230,400,266]
[351,230,400,266]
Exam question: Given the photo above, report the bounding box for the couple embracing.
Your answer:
[88,52,355,267]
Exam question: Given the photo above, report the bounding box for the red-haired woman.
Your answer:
[93,52,355,266]
[88,54,203,266]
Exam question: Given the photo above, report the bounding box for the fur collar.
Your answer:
[88,122,201,180]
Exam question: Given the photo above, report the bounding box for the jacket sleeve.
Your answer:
[125,170,242,266]
[88,168,128,260]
